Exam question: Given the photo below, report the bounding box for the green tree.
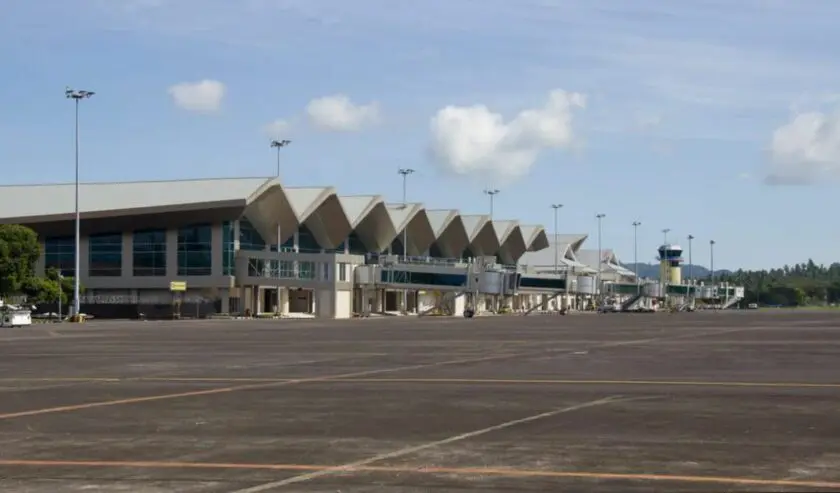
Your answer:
[0,224,42,297]
[21,276,63,304]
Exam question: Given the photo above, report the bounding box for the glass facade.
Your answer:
[428,242,445,259]
[88,233,122,277]
[44,236,76,277]
[240,219,266,276]
[133,229,167,276]
[390,236,406,256]
[297,225,321,253]
[222,221,235,276]
[177,223,212,276]
[239,219,265,251]
[344,231,368,255]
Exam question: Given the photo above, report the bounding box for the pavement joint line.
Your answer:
[4,376,836,390]
[0,325,771,387]
[229,395,641,492]
[1,459,840,490]
[0,349,565,421]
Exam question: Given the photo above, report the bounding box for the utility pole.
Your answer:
[65,87,95,321]
[398,168,415,314]
[551,204,563,274]
[484,189,500,219]
[632,221,641,294]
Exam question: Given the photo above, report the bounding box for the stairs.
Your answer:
[620,292,644,312]
[721,295,742,310]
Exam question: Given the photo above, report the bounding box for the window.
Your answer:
[322,262,330,281]
[240,219,266,276]
[177,224,212,276]
[222,221,235,275]
[89,233,122,277]
[133,229,166,276]
[239,218,265,251]
[299,261,315,279]
[345,231,368,255]
[338,262,348,282]
[44,236,76,277]
[298,224,322,253]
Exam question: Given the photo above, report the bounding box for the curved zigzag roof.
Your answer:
[0,176,550,259]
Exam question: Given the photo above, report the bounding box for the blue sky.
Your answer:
[2,0,840,270]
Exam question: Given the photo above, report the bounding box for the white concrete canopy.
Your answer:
[518,235,595,274]
[460,214,499,257]
[520,225,550,252]
[244,185,350,249]
[555,233,588,254]
[385,203,435,256]
[577,249,635,279]
[339,195,396,253]
[494,220,527,264]
[425,209,469,258]
[0,177,273,224]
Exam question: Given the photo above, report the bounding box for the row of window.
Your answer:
[44,224,214,277]
[42,220,463,278]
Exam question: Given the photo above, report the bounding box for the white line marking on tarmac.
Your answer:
[229,395,641,492]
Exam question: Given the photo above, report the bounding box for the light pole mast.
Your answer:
[551,204,563,274]
[710,240,716,283]
[687,234,695,304]
[65,87,95,320]
[595,213,606,302]
[687,235,694,284]
[398,168,415,314]
[270,139,291,177]
[397,168,415,260]
[632,221,641,293]
[484,189,500,219]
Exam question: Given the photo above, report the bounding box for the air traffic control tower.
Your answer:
[658,244,683,286]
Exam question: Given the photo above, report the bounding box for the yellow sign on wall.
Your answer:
[169,281,187,292]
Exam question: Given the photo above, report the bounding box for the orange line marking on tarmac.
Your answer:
[1,459,839,489]
[0,350,544,421]
[332,377,840,389]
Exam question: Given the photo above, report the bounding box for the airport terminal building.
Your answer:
[3,176,613,319]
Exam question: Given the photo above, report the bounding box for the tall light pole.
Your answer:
[595,213,605,300]
[398,168,415,260]
[65,87,94,319]
[484,189,500,219]
[632,221,641,293]
[710,239,716,283]
[687,235,694,284]
[551,204,563,274]
[662,228,671,245]
[398,168,415,314]
[270,139,291,177]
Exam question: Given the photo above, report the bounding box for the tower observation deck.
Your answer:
[658,244,683,285]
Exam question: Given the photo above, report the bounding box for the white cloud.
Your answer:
[428,89,586,179]
[767,109,840,184]
[305,94,380,132]
[167,79,225,113]
[262,119,291,139]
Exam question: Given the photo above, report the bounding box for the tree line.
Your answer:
[0,224,77,305]
[717,260,840,307]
